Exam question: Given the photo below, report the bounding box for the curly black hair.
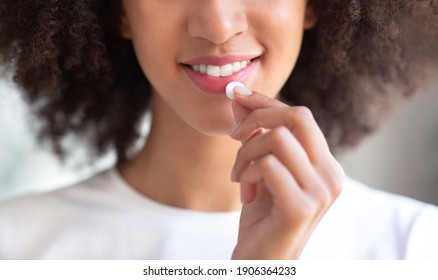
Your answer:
[0,0,437,161]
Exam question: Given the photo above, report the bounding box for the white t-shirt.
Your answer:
[0,168,437,259]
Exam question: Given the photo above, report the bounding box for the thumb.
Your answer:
[232,100,252,126]
[231,101,264,142]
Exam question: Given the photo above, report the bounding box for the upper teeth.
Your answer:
[191,60,250,77]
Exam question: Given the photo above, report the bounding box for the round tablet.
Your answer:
[225,81,245,100]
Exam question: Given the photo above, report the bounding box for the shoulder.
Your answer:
[0,168,116,215]
[0,168,118,258]
[318,177,438,259]
[340,177,438,224]
[339,177,435,217]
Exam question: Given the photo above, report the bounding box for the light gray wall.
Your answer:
[340,86,438,205]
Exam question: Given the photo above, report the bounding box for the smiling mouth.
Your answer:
[189,60,252,77]
[182,56,259,94]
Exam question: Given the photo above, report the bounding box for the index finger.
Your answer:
[233,86,289,110]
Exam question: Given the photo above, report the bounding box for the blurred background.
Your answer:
[0,71,438,205]
[0,73,116,201]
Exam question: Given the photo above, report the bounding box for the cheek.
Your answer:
[124,3,185,86]
[129,23,182,103]
[271,23,305,90]
[251,2,306,96]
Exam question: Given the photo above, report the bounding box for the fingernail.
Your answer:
[234,86,253,96]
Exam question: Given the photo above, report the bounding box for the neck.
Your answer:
[118,96,242,212]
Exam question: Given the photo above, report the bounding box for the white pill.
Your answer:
[226,81,245,100]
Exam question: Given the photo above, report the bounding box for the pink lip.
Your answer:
[182,55,259,94]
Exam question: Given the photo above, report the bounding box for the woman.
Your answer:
[0,0,437,259]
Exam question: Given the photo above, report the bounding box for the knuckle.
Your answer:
[270,127,290,145]
[315,157,345,199]
[311,181,332,208]
[330,173,344,197]
[290,106,314,121]
[259,154,278,171]
[325,161,345,197]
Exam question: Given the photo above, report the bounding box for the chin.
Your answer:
[197,124,235,137]
[185,105,235,136]
[192,116,236,137]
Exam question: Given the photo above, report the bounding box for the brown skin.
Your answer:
[229,89,343,259]
[0,0,436,259]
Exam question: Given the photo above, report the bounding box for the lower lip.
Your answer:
[183,60,257,94]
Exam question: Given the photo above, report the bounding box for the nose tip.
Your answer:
[187,1,248,45]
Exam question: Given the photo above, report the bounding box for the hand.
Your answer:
[229,87,344,260]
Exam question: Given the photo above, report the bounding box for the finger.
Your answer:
[232,127,321,192]
[240,181,257,204]
[239,155,303,208]
[231,100,252,126]
[315,154,345,198]
[229,87,284,138]
[231,100,264,142]
[233,86,289,110]
[231,106,330,164]
[231,100,265,143]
